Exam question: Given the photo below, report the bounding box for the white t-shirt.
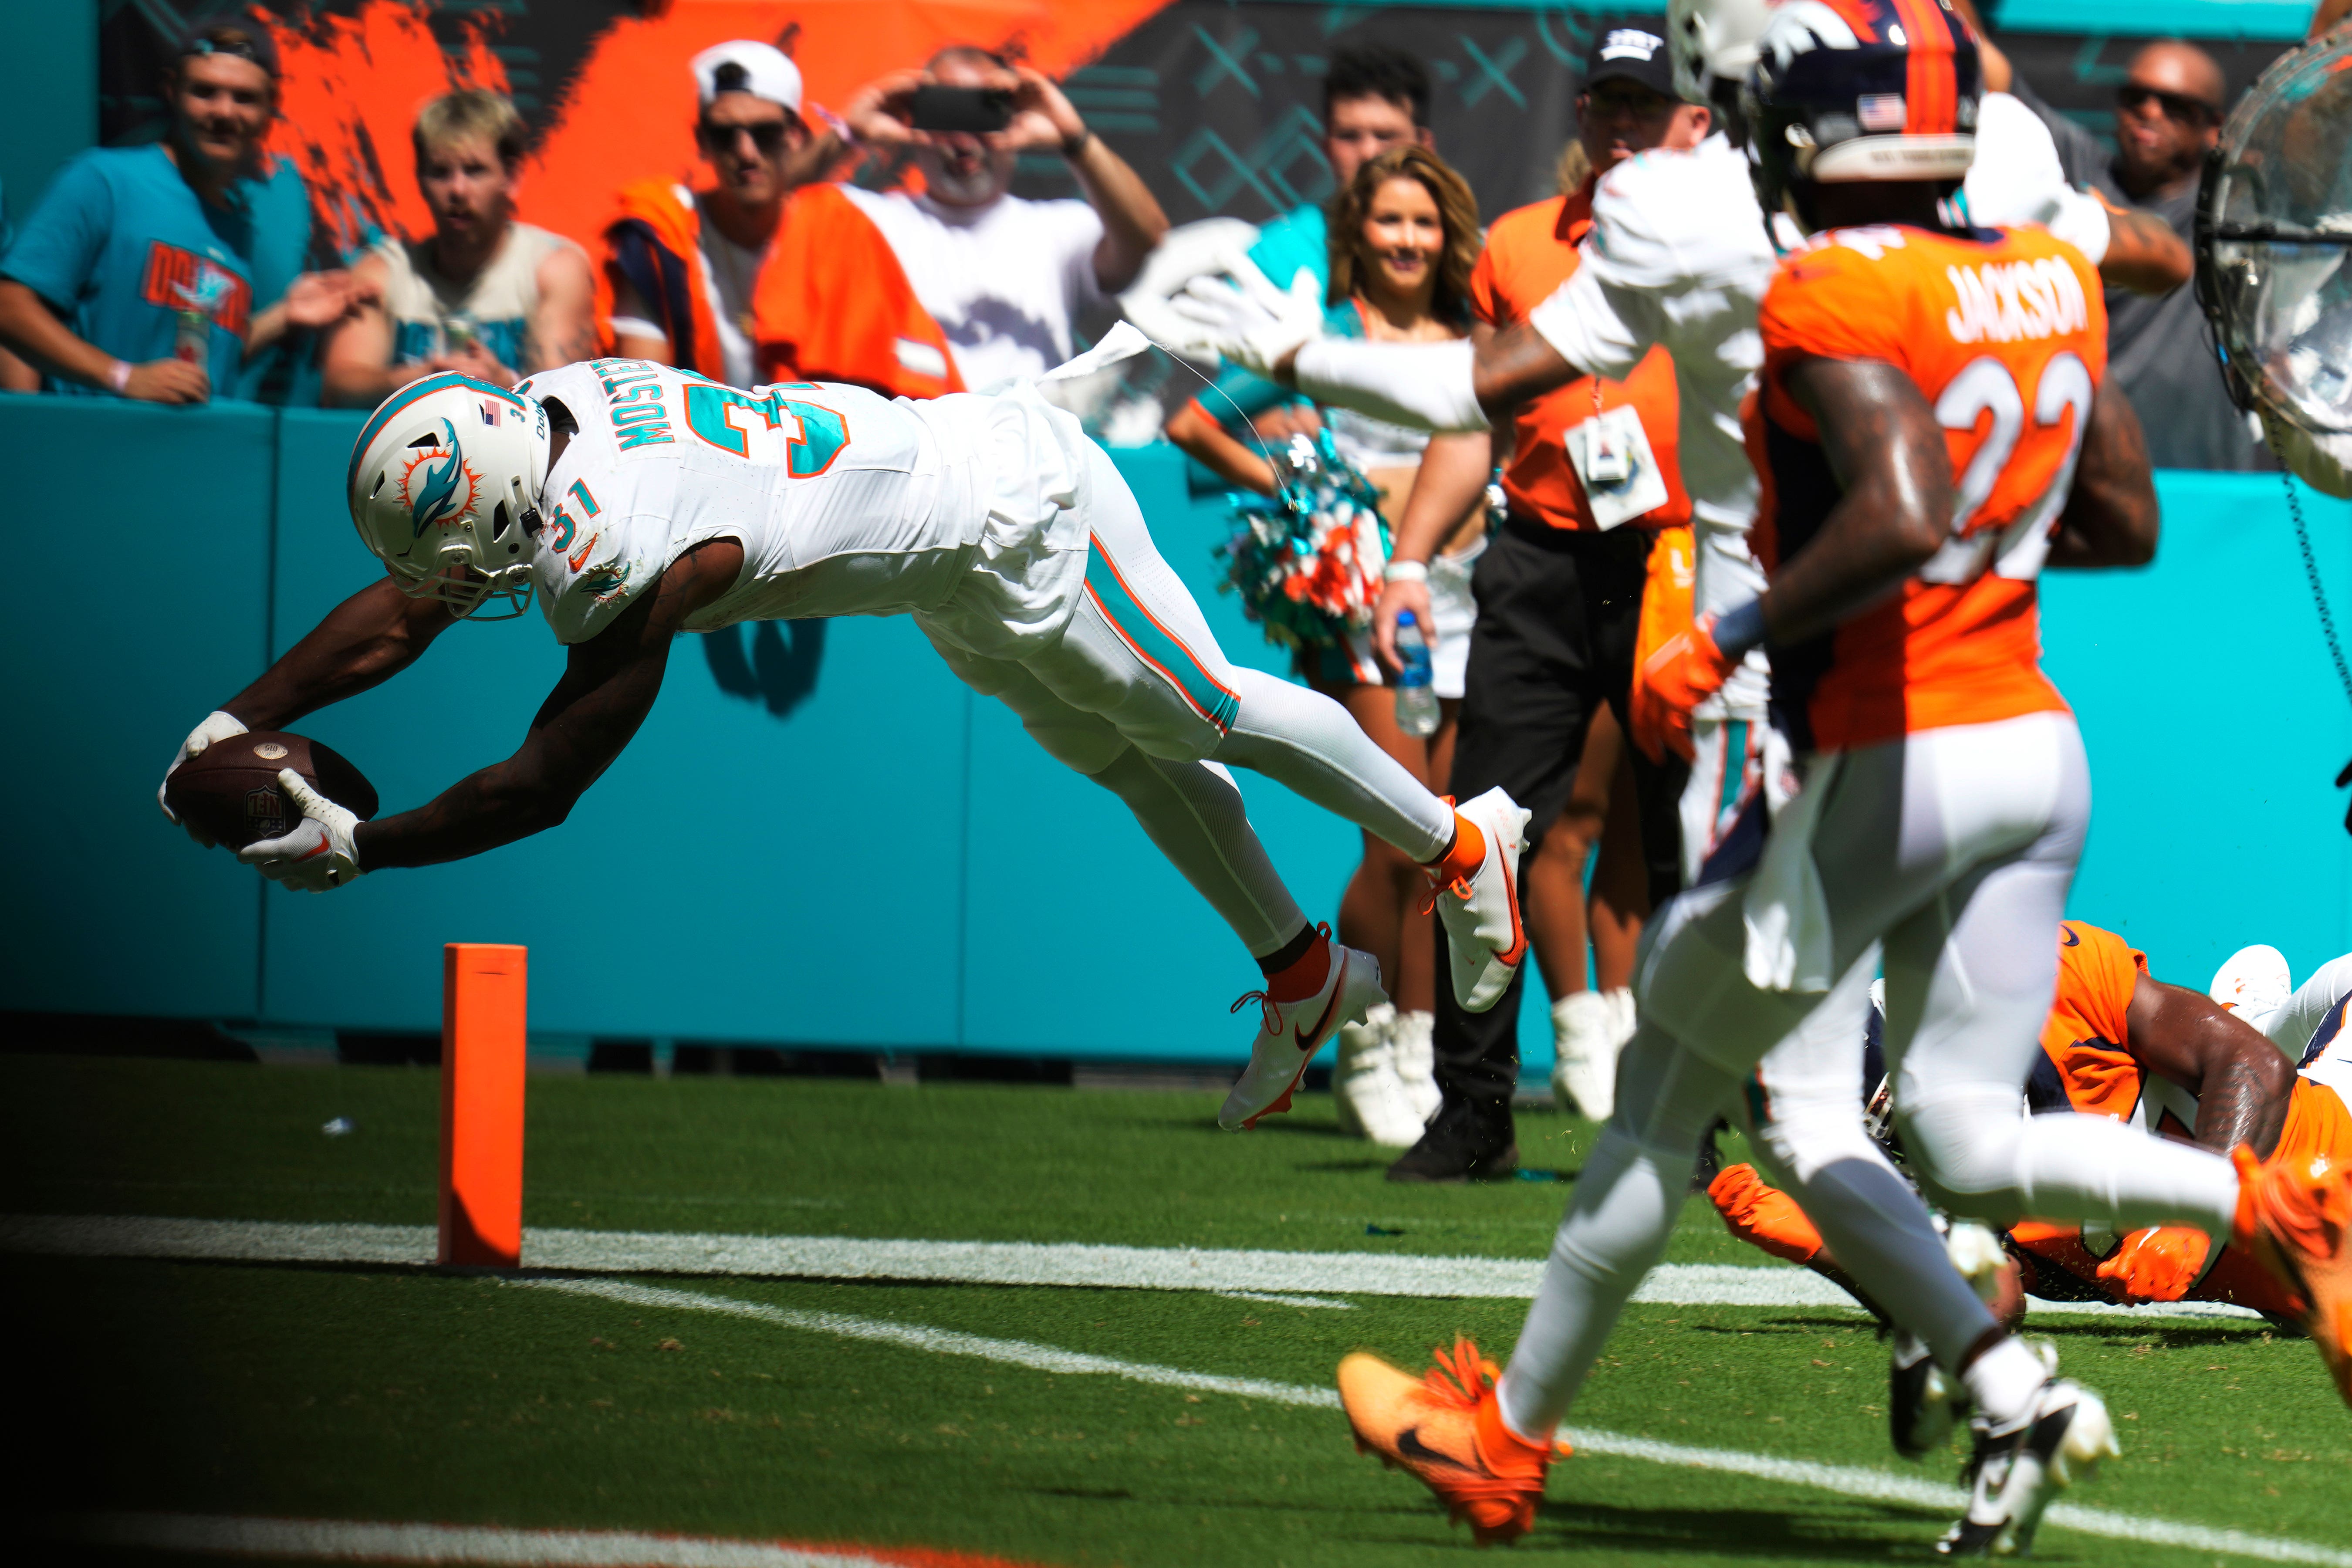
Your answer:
[841,185,1105,392]
[1528,134,1776,715]
[1960,91,2112,264]
[695,195,762,389]
[514,360,1090,659]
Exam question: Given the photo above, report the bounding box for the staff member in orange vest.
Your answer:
[1372,27,1704,1180]
[598,41,960,398]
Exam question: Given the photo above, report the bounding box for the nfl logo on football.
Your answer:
[245,785,289,841]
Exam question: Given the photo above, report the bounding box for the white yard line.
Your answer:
[0,1213,2261,1320]
[177,1275,2342,1568]
[67,1514,1019,1566]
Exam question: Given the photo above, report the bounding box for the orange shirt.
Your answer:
[1468,186,1689,532]
[1750,224,2105,751]
[2038,921,2150,1122]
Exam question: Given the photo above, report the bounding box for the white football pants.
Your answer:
[926,443,1455,958]
[1497,710,2244,1439]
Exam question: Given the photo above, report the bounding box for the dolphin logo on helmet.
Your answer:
[408,419,470,537]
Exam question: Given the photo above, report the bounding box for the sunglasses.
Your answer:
[697,118,793,155]
[2116,83,2220,124]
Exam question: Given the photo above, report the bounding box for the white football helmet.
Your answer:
[1668,0,1774,103]
[347,372,551,618]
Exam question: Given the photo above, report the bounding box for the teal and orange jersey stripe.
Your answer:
[1083,534,1240,732]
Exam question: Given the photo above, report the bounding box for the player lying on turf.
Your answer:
[1715,927,2352,1327]
[1181,3,2352,1554]
[156,364,1530,1130]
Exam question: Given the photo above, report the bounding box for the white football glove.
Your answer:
[239,768,363,892]
[159,710,249,847]
[1167,250,1325,378]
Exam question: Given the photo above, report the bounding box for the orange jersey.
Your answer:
[2032,922,2150,1122]
[1469,189,1689,532]
[1749,224,2107,752]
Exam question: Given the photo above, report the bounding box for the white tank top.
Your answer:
[375,221,581,371]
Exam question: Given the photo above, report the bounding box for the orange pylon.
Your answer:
[439,943,526,1267]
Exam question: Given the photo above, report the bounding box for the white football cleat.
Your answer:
[1429,787,1531,1014]
[2209,943,2293,1037]
[1332,1004,1425,1147]
[1889,1331,1964,1460]
[1220,931,1387,1131]
[1936,1378,2116,1558]
[1391,1008,1442,1123]
[1550,988,1632,1119]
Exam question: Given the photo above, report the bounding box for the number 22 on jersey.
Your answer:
[1920,355,2094,588]
[683,378,849,477]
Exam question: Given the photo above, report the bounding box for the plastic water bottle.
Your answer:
[1394,612,1439,738]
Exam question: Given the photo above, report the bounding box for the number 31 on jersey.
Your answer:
[683,378,849,477]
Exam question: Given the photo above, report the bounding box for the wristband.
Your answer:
[106,359,133,395]
[1712,597,1768,660]
[1383,559,1430,585]
[1060,126,1093,159]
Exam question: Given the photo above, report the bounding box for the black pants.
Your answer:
[1434,519,1688,1105]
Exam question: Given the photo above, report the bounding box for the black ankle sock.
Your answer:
[1257,924,1319,979]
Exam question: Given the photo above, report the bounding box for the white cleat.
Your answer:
[1549,989,1628,1119]
[1391,1007,1442,1124]
[1220,930,1387,1131]
[2209,943,2293,1037]
[1332,1003,1425,1147]
[1430,787,1531,1014]
[1936,1379,2117,1558]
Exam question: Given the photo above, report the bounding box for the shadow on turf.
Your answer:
[1521,1497,1949,1560]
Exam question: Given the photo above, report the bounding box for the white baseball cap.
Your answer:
[692,41,803,116]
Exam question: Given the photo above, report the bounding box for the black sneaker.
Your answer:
[1386,1094,1516,1183]
[1890,1331,1965,1460]
[1935,1379,2115,1557]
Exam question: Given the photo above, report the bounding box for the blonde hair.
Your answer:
[1555,140,1592,196]
[414,88,527,168]
[1327,144,1481,324]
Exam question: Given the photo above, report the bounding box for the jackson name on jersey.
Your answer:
[512,358,1093,658]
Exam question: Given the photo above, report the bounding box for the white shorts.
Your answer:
[922,442,1246,775]
[1640,709,2088,1136]
[1334,532,1484,698]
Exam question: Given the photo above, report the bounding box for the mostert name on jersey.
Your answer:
[588,357,676,449]
[1943,257,2088,346]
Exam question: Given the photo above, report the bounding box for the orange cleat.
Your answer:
[2230,1145,2352,1407]
[1337,1338,1558,1545]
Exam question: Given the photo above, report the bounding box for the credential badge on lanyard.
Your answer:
[1566,395,1667,530]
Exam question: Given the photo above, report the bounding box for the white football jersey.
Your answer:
[513,360,1091,656]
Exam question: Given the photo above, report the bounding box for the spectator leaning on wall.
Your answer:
[0,13,354,404]
[600,41,959,397]
[2020,38,2270,470]
[840,47,1170,391]
[321,90,596,406]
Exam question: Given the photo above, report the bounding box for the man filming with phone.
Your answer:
[841,48,1169,392]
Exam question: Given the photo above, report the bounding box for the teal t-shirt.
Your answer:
[1,145,314,403]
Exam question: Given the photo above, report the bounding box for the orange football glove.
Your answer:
[1707,1162,1825,1265]
[2094,1225,2212,1303]
[1629,614,1740,764]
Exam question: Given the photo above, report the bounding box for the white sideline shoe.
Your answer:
[1551,987,1636,1119]
[1429,787,1531,1014]
[1549,990,1618,1119]
[1220,929,1387,1132]
[1392,1008,1441,1123]
[1936,1379,2116,1558]
[1332,1004,1423,1147]
[2209,943,2292,1036]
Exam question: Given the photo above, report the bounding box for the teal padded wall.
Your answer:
[0,0,95,229]
[1,396,2345,1066]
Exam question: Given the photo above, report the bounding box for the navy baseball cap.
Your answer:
[1586,27,1674,97]
[177,11,282,78]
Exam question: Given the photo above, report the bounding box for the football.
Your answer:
[164,731,380,851]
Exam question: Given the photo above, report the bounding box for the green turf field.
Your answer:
[4,1056,2347,1567]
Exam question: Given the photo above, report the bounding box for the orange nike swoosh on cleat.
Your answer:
[1394,1425,1475,1471]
